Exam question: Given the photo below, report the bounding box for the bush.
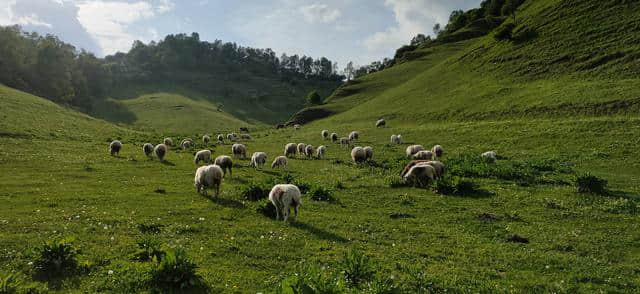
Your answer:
[32,237,79,278]
[575,173,608,194]
[309,186,334,202]
[494,22,516,40]
[240,181,270,201]
[277,267,344,294]
[0,273,20,293]
[151,248,204,290]
[132,236,165,262]
[341,250,376,288]
[432,176,479,196]
[256,199,277,219]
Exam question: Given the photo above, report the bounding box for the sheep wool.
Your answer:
[194,149,212,164]
[340,137,350,147]
[376,118,386,128]
[363,146,373,161]
[163,138,173,146]
[321,130,329,140]
[143,143,154,157]
[109,140,122,156]
[403,164,435,188]
[316,145,326,159]
[432,145,444,158]
[413,150,434,160]
[194,164,223,197]
[203,135,210,145]
[214,155,233,176]
[481,151,497,163]
[269,184,302,221]
[305,145,315,158]
[351,146,367,163]
[297,143,307,155]
[271,156,288,169]
[284,143,297,158]
[330,133,339,142]
[405,145,425,158]
[349,131,359,141]
[251,152,268,168]
[232,144,247,159]
[154,144,167,161]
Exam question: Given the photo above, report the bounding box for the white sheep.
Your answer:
[405,144,425,158]
[232,143,247,159]
[376,118,386,128]
[269,184,301,221]
[351,146,367,164]
[432,145,444,158]
[194,164,223,197]
[194,149,212,164]
[284,143,297,158]
[217,134,224,144]
[109,140,122,156]
[391,134,402,144]
[241,134,252,140]
[340,137,350,148]
[294,124,301,130]
[163,138,173,147]
[202,135,210,145]
[305,145,315,158]
[403,164,435,187]
[271,156,288,169]
[413,150,434,160]
[143,143,154,157]
[321,130,329,140]
[316,145,326,159]
[154,144,167,161]
[401,160,445,179]
[363,146,373,161]
[214,155,233,176]
[297,143,307,156]
[330,133,339,142]
[349,131,359,141]
[181,139,194,150]
[481,151,497,163]
[251,152,267,168]
[227,133,238,142]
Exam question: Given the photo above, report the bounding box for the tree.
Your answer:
[501,0,524,22]
[487,0,505,17]
[433,23,442,36]
[344,61,355,80]
[306,90,322,105]
[410,34,429,46]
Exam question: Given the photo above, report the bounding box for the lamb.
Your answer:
[432,145,444,158]
[214,155,233,176]
[391,134,402,144]
[403,164,435,188]
[241,134,252,140]
[271,156,288,169]
[376,118,386,128]
[268,184,302,221]
[154,144,167,161]
[413,150,434,160]
[251,152,267,168]
[232,143,247,159]
[194,164,223,197]
[401,160,445,179]
[330,133,339,142]
[297,143,307,156]
[217,134,224,144]
[109,140,122,156]
[363,146,373,161]
[481,151,497,163]
[143,143,154,157]
[163,138,173,146]
[316,145,326,159]
[284,143,297,158]
[340,137,350,148]
[351,146,367,164]
[294,124,301,130]
[405,144,425,158]
[202,135,210,145]
[194,149,212,164]
[304,145,315,158]
[349,131,359,141]
[321,130,329,140]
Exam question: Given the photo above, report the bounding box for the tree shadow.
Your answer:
[90,98,137,124]
[291,222,349,243]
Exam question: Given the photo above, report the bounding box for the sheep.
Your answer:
[163,138,173,147]
[401,160,445,179]
[227,133,238,142]
[251,152,267,168]
[294,124,301,130]
[391,134,402,144]
[202,135,210,145]
[214,155,233,176]
[405,144,425,158]
[363,146,373,161]
[297,143,307,156]
[154,144,167,161]
[271,156,288,169]
[481,151,497,163]
[305,145,315,158]
[284,143,297,158]
[340,137,350,148]
[268,184,301,221]
[403,164,435,188]
[276,124,285,129]
[432,145,444,158]
[349,131,359,141]
[241,134,252,140]
[109,140,122,156]
[217,134,224,144]
[351,146,367,164]
[330,133,339,142]
[321,130,329,140]
[240,127,249,132]
[194,149,212,164]
[194,164,223,197]
[413,150,434,160]
[232,143,247,159]
[143,143,154,157]
[376,118,386,128]
[316,145,326,159]
[181,139,194,150]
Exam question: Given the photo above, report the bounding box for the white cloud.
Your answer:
[0,0,52,28]
[157,0,174,14]
[300,3,341,24]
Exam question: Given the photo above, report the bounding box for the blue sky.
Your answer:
[0,0,481,68]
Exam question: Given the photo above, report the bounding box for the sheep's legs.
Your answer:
[274,206,280,220]
[293,205,299,222]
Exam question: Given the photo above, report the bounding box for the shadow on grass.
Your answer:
[291,222,349,243]
[34,270,84,291]
[444,188,495,198]
[203,195,245,208]
[160,160,176,166]
[258,170,280,176]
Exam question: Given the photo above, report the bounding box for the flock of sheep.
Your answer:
[108,117,496,222]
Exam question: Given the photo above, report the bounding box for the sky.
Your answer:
[0,0,482,68]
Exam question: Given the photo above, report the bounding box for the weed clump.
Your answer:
[433,176,479,196]
[341,249,376,288]
[309,186,335,202]
[32,237,79,278]
[132,236,165,262]
[240,181,270,201]
[575,173,608,194]
[150,248,205,291]
[256,199,277,219]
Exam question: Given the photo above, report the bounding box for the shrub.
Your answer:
[0,273,20,293]
[575,173,608,194]
[32,237,79,278]
[279,172,295,184]
[240,182,270,201]
[309,186,334,202]
[256,199,277,219]
[278,267,344,294]
[341,250,376,288]
[432,176,479,196]
[132,237,165,262]
[151,248,204,290]
[494,22,515,40]
[369,273,398,293]
[295,181,311,194]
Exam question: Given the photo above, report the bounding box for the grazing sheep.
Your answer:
[330,133,339,142]
[351,146,367,164]
[403,164,435,188]
[363,146,373,161]
[297,143,307,156]
[251,152,267,168]
[194,150,212,164]
[432,145,444,158]
[271,156,288,169]
[163,138,173,147]
[400,160,445,179]
[143,143,154,157]
[316,145,326,159]
[391,134,402,144]
[241,134,252,140]
[349,131,359,141]
[181,139,194,150]
[232,143,247,159]
[294,124,301,130]
[227,133,238,142]
[376,118,386,128]
[321,130,329,140]
[413,150,434,160]
[154,144,167,161]
[481,151,497,163]
[268,184,302,221]
[202,135,210,145]
[214,155,233,176]
[340,137,350,148]
[217,134,224,144]
[194,164,223,197]
[405,145,425,158]
[305,145,315,158]
[109,140,122,156]
[284,143,297,158]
